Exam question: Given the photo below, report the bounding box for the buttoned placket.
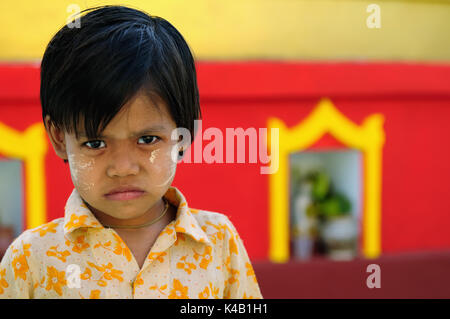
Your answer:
[119,223,178,298]
[84,227,138,298]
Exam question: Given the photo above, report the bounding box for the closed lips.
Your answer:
[105,187,145,195]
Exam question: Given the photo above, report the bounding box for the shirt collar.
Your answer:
[63,188,103,235]
[164,186,212,246]
[63,186,212,246]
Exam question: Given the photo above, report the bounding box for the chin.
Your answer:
[101,209,138,220]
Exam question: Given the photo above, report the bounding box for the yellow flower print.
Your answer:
[228,268,240,286]
[102,263,123,281]
[0,268,9,294]
[189,208,199,214]
[67,235,90,253]
[46,246,71,262]
[160,225,174,236]
[205,221,222,233]
[89,220,101,227]
[111,233,132,262]
[149,283,167,295]
[223,256,239,286]
[193,246,213,270]
[243,292,255,299]
[205,221,218,229]
[87,261,102,272]
[148,252,166,264]
[135,276,144,286]
[168,279,189,299]
[204,221,229,244]
[245,262,257,283]
[80,267,92,280]
[93,240,111,249]
[78,289,101,299]
[87,261,124,286]
[45,266,66,296]
[198,286,209,299]
[22,243,31,257]
[202,225,217,244]
[198,282,219,299]
[174,233,187,246]
[224,256,231,275]
[199,254,212,269]
[176,255,197,274]
[34,275,46,289]
[229,237,238,255]
[32,221,58,237]
[209,282,220,299]
[66,214,88,230]
[174,220,186,233]
[12,253,28,281]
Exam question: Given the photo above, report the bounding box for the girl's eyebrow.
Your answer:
[77,124,168,139]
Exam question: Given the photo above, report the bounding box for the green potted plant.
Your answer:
[305,171,358,260]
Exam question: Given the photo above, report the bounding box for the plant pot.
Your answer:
[320,215,358,261]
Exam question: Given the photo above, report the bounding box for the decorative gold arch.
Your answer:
[267,98,385,263]
[0,122,48,229]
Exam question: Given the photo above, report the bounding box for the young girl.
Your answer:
[0,5,262,299]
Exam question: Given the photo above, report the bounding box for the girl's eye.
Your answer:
[83,140,106,149]
[138,136,159,145]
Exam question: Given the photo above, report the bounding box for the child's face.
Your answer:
[54,91,179,221]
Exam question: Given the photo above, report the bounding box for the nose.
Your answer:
[106,146,140,177]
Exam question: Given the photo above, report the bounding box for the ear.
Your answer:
[44,115,68,161]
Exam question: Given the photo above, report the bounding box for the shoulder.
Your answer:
[189,208,241,240]
[6,218,65,256]
[24,217,65,240]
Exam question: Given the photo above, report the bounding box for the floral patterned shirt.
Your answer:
[0,186,262,299]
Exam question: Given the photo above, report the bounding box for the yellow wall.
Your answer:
[0,0,449,61]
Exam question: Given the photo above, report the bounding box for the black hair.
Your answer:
[40,5,201,163]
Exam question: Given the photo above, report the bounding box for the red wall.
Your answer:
[1,62,450,261]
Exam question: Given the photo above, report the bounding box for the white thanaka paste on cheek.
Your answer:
[80,181,95,192]
[149,148,163,174]
[149,148,160,164]
[154,146,177,188]
[68,154,95,191]
[154,161,177,187]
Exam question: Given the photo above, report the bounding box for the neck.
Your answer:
[85,198,171,230]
